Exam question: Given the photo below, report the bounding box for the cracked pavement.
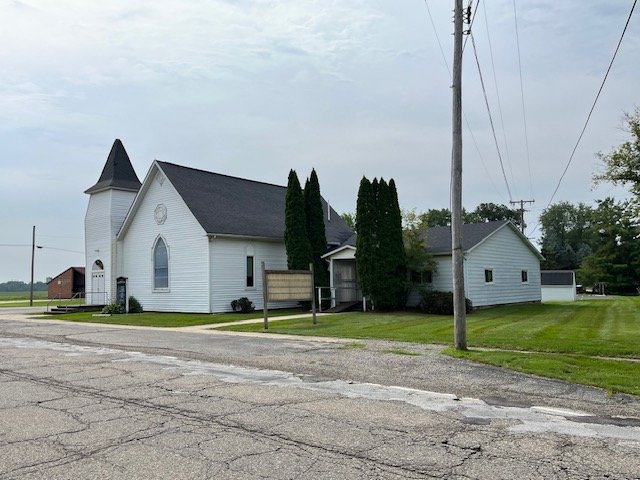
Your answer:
[0,315,639,479]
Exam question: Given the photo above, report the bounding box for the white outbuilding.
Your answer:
[540,270,577,302]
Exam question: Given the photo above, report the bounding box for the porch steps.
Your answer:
[48,305,105,314]
[323,301,362,313]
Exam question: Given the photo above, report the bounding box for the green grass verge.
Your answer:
[0,298,85,308]
[220,297,640,358]
[219,297,640,395]
[37,308,306,328]
[444,348,640,396]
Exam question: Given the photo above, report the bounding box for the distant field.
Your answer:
[0,291,48,301]
[0,291,87,308]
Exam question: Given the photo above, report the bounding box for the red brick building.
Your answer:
[48,267,85,299]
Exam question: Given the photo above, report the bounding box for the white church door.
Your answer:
[90,260,105,305]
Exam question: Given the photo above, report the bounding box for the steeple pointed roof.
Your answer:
[85,139,142,194]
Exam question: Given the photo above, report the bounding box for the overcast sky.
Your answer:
[1,0,638,282]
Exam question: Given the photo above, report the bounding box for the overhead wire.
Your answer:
[461,0,481,54]
[512,0,534,199]
[422,0,507,204]
[528,0,638,236]
[482,0,517,199]
[469,31,514,202]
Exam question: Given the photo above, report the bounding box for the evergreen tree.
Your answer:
[387,179,408,304]
[373,179,407,309]
[355,176,407,310]
[304,169,329,286]
[355,177,376,299]
[284,170,311,270]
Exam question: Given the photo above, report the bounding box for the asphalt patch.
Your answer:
[482,396,533,408]
[567,415,640,427]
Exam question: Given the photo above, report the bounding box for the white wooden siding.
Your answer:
[210,238,298,312]
[406,256,453,307]
[84,189,136,304]
[464,226,541,307]
[120,170,210,313]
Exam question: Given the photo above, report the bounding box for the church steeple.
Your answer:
[85,139,141,194]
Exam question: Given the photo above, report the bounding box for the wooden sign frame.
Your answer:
[262,262,316,329]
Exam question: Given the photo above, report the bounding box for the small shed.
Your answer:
[48,267,85,299]
[541,270,576,302]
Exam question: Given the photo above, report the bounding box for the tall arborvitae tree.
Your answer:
[355,177,376,299]
[285,170,311,270]
[304,169,329,286]
[356,176,407,310]
[387,179,408,306]
[372,178,390,307]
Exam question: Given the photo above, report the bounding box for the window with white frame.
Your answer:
[484,268,494,283]
[246,255,254,287]
[521,270,528,283]
[154,238,169,289]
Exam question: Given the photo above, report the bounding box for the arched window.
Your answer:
[154,238,169,289]
[93,260,104,271]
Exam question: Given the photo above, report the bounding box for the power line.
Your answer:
[462,0,481,53]
[512,0,534,199]
[0,244,83,255]
[470,31,513,201]
[545,0,637,209]
[39,246,85,255]
[482,0,516,199]
[422,0,506,203]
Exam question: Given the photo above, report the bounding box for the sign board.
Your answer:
[265,271,313,301]
[262,262,316,329]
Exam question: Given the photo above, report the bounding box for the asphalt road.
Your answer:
[0,313,638,479]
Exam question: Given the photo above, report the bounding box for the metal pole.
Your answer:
[451,0,467,350]
[262,261,268,330]
[30,225,35,307]
[310,263,317,325]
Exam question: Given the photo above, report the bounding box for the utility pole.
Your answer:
[30,225,35,306]
[509,199,535,234]
[451,0,466,350]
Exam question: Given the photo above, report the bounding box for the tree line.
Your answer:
[342,202,521,232]
[540,108,640,293]
[0,280,48,292]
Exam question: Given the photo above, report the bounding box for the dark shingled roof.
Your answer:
[541,271,575,286]
[421,220,510,254]
[85,139,142,194]
[157,161,354,245]
[340,220,512,254]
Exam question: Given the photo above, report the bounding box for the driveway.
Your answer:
[0,314,638,479]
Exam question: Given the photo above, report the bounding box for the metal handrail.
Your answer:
[47,291,107,313]
[316,287,336,312]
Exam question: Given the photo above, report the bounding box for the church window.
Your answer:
[246,256,254,287]
[154,238,169,289]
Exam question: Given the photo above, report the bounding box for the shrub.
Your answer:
[231,297,255,313]
[102,303,125,315]
[418,289,472,315]
[128,296,143,313]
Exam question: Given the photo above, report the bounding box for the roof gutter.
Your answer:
[207,233,282,243]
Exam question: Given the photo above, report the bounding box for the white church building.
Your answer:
[85,140,354,313]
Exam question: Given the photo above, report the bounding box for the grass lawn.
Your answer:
[219,297,640,395]
[445,348,640,396]
[37,308,306,328]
